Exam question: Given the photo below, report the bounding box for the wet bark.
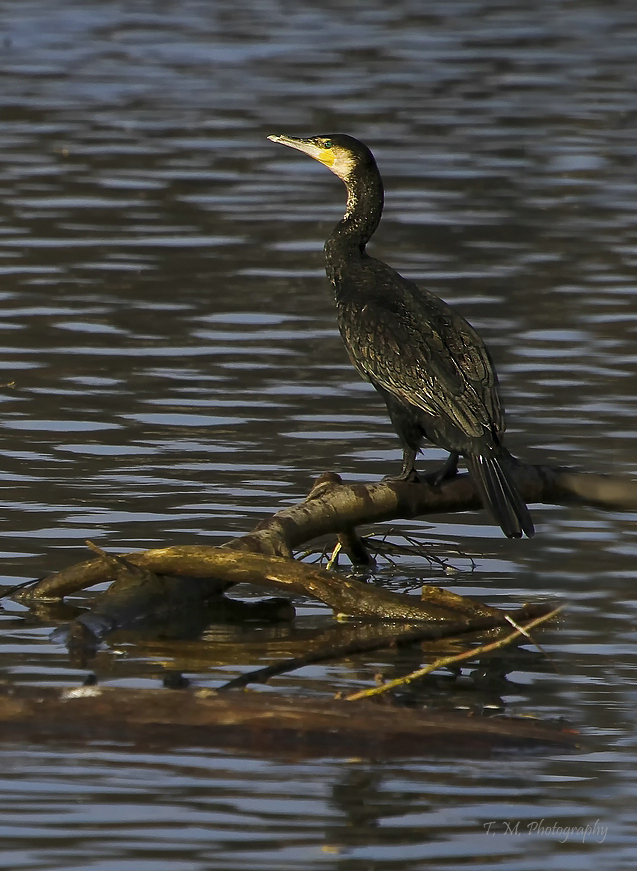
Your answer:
[0,683,581,758]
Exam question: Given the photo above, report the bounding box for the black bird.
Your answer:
[268,133,534,538]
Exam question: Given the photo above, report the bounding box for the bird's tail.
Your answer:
[465,451,534,539]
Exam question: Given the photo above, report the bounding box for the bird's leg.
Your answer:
[375,390,423,483]
[426,451,460,487]
[382,446,421,484]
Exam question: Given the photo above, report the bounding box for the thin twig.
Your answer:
[505,613,561,674]
[344,606,562,701]
[325,541,342,570]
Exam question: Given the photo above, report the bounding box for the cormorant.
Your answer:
[268,133,534,538]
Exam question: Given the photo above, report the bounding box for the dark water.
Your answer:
[0,0,636,868]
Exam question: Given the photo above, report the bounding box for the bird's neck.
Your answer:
[324,169,384,284]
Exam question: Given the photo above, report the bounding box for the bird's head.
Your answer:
[267,133,374,183]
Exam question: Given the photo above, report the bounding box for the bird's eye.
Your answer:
[323,139,333,149]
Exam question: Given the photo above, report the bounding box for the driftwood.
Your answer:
[231,461,637,556]
[15,461,636,620]
[5,459,632,674]
[5,461,623,752]
[20,542,498,619]
[0,683,581,758]
[43,542,557,671]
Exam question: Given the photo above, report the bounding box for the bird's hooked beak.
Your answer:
[267,134,335,167]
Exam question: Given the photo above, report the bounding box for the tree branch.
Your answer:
[13,460,634,626]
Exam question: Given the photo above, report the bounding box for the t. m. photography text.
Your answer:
[483,819,608,844]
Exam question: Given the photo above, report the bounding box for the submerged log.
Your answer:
[218,603,557,691]
[0,683,581,758]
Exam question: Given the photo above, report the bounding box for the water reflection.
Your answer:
[0,0,636,868]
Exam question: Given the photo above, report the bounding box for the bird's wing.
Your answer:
[339,279,503,439]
